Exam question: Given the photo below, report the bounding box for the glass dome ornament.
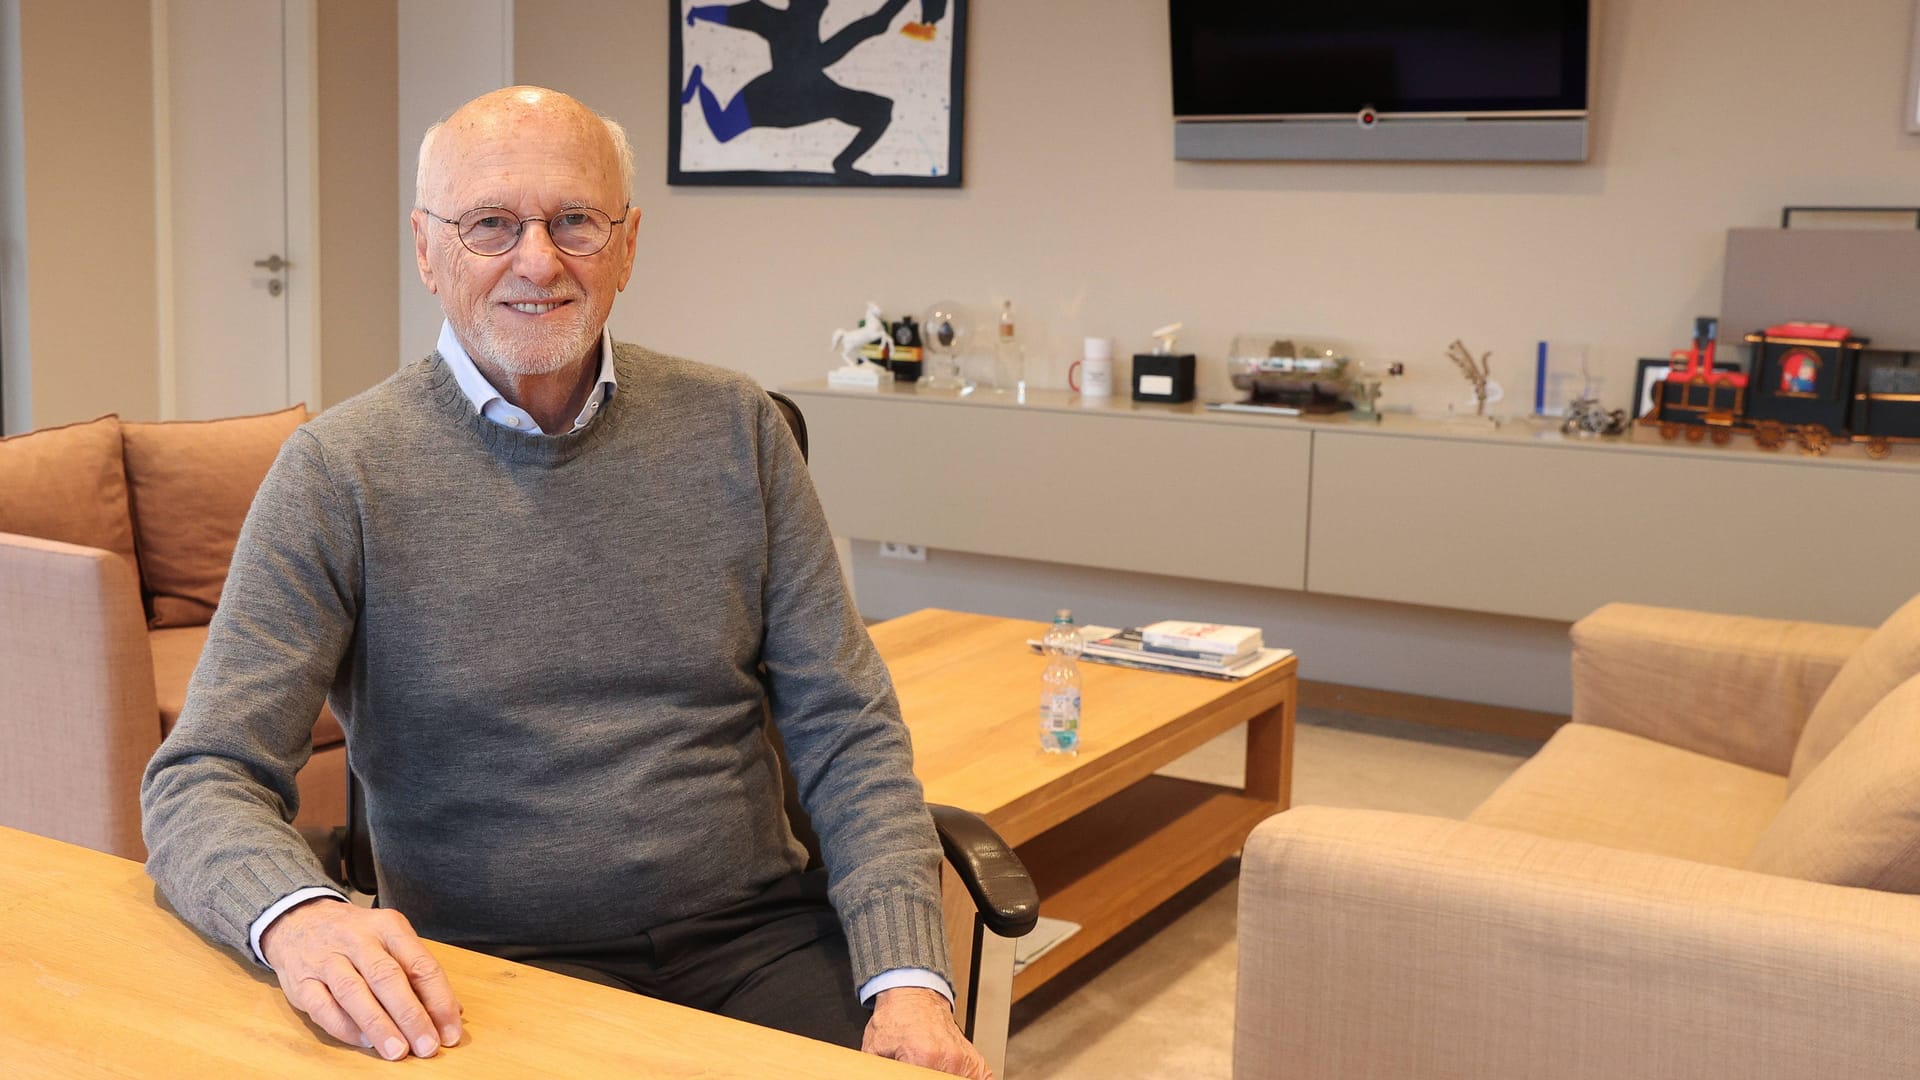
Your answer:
[919,301,970,390]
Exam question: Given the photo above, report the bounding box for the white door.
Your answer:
[164,0,311,420]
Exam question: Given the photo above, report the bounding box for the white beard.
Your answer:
[469,302,600,377]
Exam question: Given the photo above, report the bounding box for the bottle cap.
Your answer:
[1149,322,1183,355]
[1083,337,1112,362]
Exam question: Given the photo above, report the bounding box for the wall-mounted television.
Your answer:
[1170,1,1593,163]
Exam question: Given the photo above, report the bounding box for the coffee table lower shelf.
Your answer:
[1008,774,1278,1000]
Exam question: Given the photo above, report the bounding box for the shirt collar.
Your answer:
[435,320,618,435]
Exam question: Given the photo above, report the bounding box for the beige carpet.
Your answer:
[1002,709,1541,1079]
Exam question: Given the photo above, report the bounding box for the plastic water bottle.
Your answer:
[1038,609,1083,755]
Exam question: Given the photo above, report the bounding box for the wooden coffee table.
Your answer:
[869,608,1297,1000]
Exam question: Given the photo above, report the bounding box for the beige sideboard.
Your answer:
[785,380,1920,630]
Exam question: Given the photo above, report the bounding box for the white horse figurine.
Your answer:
[830,301,889,368]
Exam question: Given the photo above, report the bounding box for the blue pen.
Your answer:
[1534,341,1548,414]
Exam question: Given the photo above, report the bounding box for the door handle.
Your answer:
[253,254,289,272]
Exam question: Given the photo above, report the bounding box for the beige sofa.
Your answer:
[1236,597,1920,1080]
[0,408,343,860]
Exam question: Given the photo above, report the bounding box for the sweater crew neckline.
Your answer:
[422,351,625,467]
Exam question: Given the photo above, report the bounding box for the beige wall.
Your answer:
[5,0,397,431]
[317,0,398,408]
[517,0,1920,408]
[514,0,1920,712]
[15,0,159,428]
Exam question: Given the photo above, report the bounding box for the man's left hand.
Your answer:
[863,987,992,1079]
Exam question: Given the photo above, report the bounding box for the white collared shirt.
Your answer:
[435,320,616,434]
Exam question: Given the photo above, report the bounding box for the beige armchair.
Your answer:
[1236,597,1920,1080]
[0,411,344,860]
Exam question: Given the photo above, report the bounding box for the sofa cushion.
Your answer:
[1790,592,1920,791]
[1468,722,1787,868]
[1747,671,1920,891]
[122,404,307,628]
[151,625,343,749]
[0,415,138,579]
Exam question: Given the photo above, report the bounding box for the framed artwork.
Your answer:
[1634,357,1743,419]
[669,0,967,187]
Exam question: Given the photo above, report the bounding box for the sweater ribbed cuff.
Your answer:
[207,849,342,955]
[840,890,952,991]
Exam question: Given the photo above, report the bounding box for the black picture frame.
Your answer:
[668,0,967,188]
[1634,357,1743,419]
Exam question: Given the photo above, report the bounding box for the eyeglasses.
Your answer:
[420,204,629,257]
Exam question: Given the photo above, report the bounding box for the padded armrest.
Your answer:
[0,532,159,859]
[1571,602,1871,775]
[1237,806,1920,1079]
[928,803,1039,939]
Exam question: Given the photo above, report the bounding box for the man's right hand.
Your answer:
[260,899,463,1061]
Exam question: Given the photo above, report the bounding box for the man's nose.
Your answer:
[510,220,566,283]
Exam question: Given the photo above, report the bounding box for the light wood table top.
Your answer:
[872,609,1296,999]
[0,826,934,1078]
[873,608,1298,847]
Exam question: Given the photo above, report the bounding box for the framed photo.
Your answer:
[1634,357,1743,419]
[669,0,967,187]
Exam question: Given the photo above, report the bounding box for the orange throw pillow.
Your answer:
[0,415,139,579]
[122,404,308,628]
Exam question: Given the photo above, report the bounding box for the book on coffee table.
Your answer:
[1091,627,1252,668]
[1012,916,1081,975]
[1029,625,1292,680]
[1139,621,1264,661]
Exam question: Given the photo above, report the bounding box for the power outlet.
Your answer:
[878,541,927,562]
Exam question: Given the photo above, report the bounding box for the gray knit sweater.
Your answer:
[139,346,949,989]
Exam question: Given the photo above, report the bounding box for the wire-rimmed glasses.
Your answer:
[420,205,628,257]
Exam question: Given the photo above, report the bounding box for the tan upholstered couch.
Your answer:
[1236,598,1920,1080]
[0,408,344,860]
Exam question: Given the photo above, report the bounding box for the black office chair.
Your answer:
[325,390,1037,1074]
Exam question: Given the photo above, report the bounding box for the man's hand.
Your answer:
[260,899,463,1061]
[862,987,992,1079]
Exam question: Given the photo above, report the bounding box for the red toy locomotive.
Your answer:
[1646,317,1917,458]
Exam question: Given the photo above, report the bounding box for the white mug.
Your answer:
[1071,337,1114,397]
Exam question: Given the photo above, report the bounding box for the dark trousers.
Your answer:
[473,869,869,1050]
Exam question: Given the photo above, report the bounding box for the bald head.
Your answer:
[414,86,634,213]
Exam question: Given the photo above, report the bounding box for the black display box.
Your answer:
[1132,353,1196,403]
[1744,330,1867,435]
[1851,351,1920,453]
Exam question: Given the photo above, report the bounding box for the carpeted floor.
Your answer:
[1002,708,1542,1079]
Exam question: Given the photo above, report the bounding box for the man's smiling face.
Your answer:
[413,89,638,379]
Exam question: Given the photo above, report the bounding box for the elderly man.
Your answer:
[140,86,987,1078]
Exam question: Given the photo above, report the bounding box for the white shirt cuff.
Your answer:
[248,887,349,968]
[858,967,955,1007]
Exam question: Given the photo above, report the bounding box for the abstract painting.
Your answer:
[669,0,966,187]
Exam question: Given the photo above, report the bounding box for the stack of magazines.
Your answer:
[1035,620,1291,680]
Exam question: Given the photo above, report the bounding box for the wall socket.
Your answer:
[878,541,927,562]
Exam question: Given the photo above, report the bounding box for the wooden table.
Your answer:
[872,609,1296,999]
[0,826,933,1078]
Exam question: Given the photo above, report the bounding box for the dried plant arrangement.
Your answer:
[1446,340,1493,417]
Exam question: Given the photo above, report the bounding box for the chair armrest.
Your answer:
[1571,602,1871,774]
[1236,806,1920,1080]
[0,532,159,859]
[927,803,1038,938]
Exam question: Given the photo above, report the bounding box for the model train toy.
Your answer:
[1645,316,1920,458]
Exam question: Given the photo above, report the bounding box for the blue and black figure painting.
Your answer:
[683,0,948,178]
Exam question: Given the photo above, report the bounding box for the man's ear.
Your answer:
[411,210,437,293]
[614,207,642,292]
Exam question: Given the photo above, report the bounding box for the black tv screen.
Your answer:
[1170,1,1590,118]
